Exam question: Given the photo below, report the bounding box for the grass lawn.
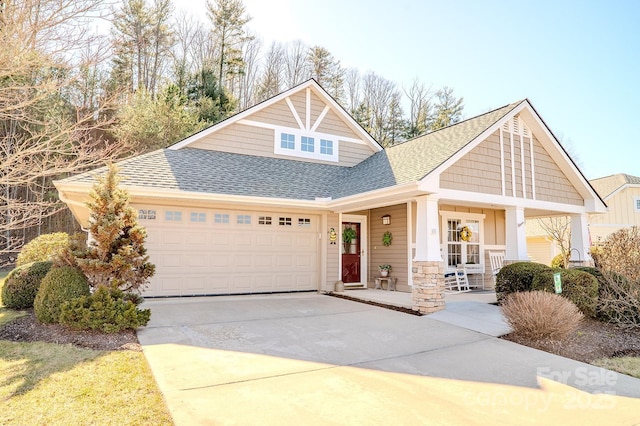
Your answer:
[0,269,173,425]
[594,357,640,380]
[0,341,173,425]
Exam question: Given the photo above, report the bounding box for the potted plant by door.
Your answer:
[342,227,357,254]
[378,264,392,277]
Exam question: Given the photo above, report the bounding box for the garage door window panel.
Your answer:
[214,213,230,224]
[138,209,156,220]
[165,211,182,221]
[190,212,206,222]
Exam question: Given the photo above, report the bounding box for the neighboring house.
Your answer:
[589,173,640,244]
[55,79,606,313]
[526,174,640,266]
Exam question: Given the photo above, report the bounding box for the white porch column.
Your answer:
[414,195,442,262]
[412,195,445,314]
[505,207,528,261]
[570,213,592,265]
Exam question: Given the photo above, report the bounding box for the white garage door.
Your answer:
[139,207,320,296]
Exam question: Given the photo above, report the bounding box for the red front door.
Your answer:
[342,222,361,283]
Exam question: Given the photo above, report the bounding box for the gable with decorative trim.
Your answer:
[185,82,378,167]
[440,115,583,206]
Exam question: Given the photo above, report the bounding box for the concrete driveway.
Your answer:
[138,293,640,425]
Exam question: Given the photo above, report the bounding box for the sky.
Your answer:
[186,0,640,180]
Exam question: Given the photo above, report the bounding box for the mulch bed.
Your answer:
[502,318,640,364]
[0,309,141,351]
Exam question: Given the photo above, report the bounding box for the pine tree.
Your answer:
[75,164,155,293]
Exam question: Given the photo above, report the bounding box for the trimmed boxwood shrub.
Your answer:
[1,261,53,309]
[16,233,70,266]
[59,286,151,333]
[531,268,599,317]
[34,266,90,324]
[495,262,552,303]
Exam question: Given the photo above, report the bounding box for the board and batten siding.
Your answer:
[368,204,408,292]
[589,187,640,242]
[440,121,583,206]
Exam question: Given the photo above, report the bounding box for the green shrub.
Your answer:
[59,286,151,333]
[495,262,552,303]
[34,266,90,324]
[1,261,53,309]
[502,291,583,340]
[16,233,70,266]
[531,268,599,317]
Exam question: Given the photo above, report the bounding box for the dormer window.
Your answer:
[320,139,333,155]
[301,136,314,152]
[274,128,338,162]
[281,133,295,150]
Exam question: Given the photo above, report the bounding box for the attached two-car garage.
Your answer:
[138,206,320,297]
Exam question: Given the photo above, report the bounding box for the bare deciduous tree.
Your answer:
[0,0,125,264]
[537,217,571,267]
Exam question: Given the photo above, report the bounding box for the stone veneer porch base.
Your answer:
[411,261,445,314]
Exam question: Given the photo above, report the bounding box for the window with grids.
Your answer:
[214,213,230,224]
[138,209,156,220]
[258,216,272,225]
[445,219,480,268]
[320,139,333,155]
[635,197,640,212]
[301,136,314,152]
[279,217,292,226]
[165,211,182,221]
[280,133,295,149]
[190,212,206,222]
[298,218,311,227]
[237,214,251,224]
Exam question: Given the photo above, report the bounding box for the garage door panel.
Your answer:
[255,254,274,268]
[211,233,231,246]
[187,252,209,268]
[143,210,319,296]
[255,275,275,289]
[232,275,253,291]
[295,234,316,249]
[186,231,208,247]
[234,256,253,268]
[256,234,274,247]
[276,234,293,247]
[296,255,314,268]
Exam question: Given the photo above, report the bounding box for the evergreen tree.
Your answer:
[429,86,464,131]
[206,0,252,90]
[74,164,155,294]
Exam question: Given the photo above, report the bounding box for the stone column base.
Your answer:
[411,260,445,314]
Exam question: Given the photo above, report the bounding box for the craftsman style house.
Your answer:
[55,79,606,313]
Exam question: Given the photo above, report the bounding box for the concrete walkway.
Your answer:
[138,293,640,425]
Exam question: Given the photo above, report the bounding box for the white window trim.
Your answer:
[273,126,339,162]
[634,196,640,213]
[439,211,486,271]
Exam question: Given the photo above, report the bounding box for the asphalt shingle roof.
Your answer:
[61,101,523,201]
[590,173,640,199]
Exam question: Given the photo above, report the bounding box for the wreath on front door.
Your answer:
[459,226,472,242]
